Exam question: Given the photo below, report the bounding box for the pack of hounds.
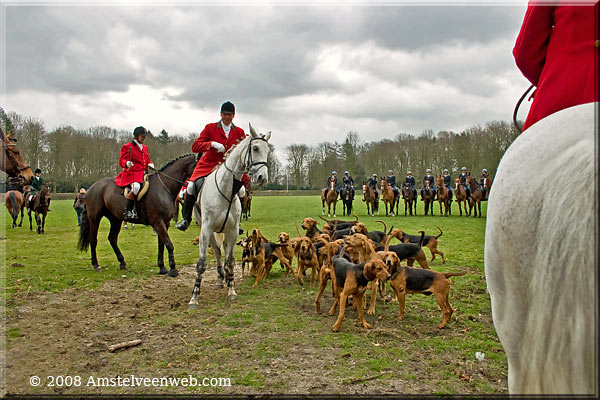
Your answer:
[236,215,469,332]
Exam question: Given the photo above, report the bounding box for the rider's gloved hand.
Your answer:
[126,161,134,168]
[211,142,226,153]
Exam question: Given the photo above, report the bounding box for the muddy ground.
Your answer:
[4,263,507,396]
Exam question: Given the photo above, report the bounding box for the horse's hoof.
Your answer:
[159,267,168,275]
[93,266,101,271]
[188,303,199,310]
[227,294,237,302]
[167,269,179,278]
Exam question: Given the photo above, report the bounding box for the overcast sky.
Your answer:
[3,0,535,162]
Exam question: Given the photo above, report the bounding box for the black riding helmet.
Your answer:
[133,126,147,138]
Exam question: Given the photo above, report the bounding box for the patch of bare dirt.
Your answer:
[5,263,507,395]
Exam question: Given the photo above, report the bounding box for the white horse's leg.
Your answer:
[223,226,238,301]
[209,232,224,288]
[188,226,212,309]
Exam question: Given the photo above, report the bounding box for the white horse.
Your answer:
[485,102,597,394]
[188,124,270,307]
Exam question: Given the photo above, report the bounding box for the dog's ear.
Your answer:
[363,261,376,280]
[258,231,268,243]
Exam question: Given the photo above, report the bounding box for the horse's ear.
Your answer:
[264,131,271,141]
[249,123,257,138]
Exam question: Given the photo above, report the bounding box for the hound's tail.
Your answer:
[443,270,468,278]
[435,227,443,239]
[418,230,425,247]
[295,222,302,238]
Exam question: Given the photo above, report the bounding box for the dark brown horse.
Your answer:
[340,181,353,216]
[172,196,184,223]
[241,182,253,220]
[435,175,451,217]
[363,182,378,216]
[27,182,51,233]
[402,185,417,216]
[1,128,34,184]
[380,178,398,216]
[421,180,435,216]
[321,180,338,217]
[466,175,483,218]
[78,154,197,275]
[454,177,469,216]
[5,189,25,228]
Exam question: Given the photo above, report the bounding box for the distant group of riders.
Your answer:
[323,167,490,203]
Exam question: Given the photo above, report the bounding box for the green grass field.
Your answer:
[2,196,507,395]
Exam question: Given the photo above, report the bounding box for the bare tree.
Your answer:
[285,144,309,189]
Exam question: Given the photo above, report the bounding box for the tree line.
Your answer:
[283,121,520,190]
[2,107,519,193]
[1,109,282,193]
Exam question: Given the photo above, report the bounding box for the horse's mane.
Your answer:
[158,153,194,172]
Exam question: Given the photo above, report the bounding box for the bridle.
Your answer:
[2,140,31,174]
[215,135,269,233]
[222,136,269,178]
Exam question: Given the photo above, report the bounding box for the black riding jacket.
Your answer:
[443,174,452,187]
[423,174,435,188]
[368,177,378,190]
[386,175,396,187]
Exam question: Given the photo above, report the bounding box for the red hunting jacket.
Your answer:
[114,140,153,187]
[513,1,599,131]
[189,121,250,186]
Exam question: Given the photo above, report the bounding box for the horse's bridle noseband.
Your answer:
[223,136,269,177]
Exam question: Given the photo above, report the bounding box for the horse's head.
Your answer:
[246,123,270,186]
[1,128,34,184]
[40,183,51,205]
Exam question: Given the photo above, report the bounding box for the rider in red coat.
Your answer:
[176,101,249,231]
[513,0,599,131]
[115,126,154,220]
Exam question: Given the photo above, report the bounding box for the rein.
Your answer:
[513,84,534,133]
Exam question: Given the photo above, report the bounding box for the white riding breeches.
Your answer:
[131,182,141,195]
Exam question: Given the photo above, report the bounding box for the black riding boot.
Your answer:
[175,193,196,231]
[238,197,244,235]
[124,198,137,220]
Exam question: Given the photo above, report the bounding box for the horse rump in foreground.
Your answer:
[485,103,596,394]
[5,189,24,228]
[78,154,197,276]
[188,124,270,307]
